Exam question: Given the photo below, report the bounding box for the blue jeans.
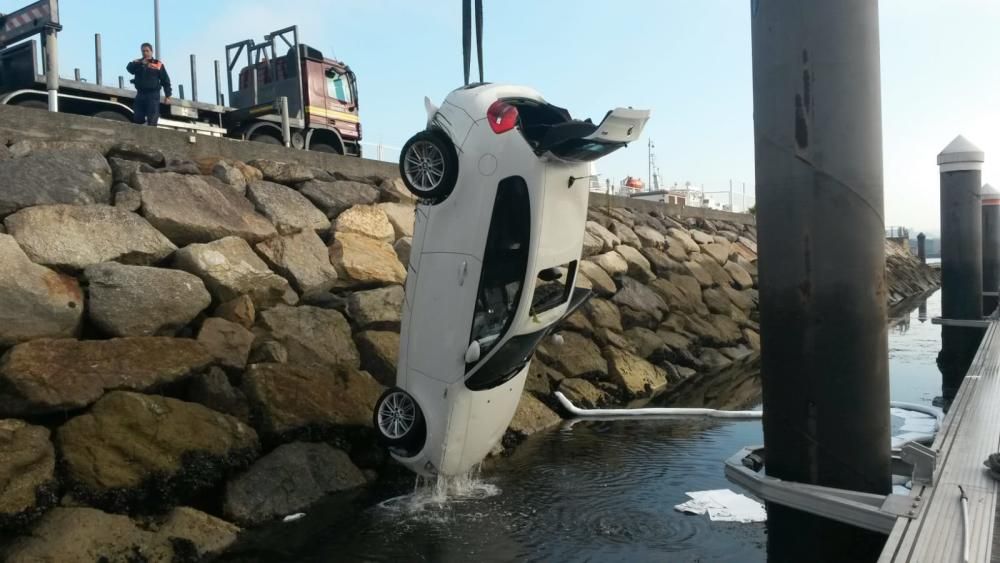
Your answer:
[133,91,161,126]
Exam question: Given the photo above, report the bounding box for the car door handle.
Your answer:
[459,261,468,286]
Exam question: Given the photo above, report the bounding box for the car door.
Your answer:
[406,252,481,383]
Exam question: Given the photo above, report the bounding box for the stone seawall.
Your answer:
[0,125,939,559]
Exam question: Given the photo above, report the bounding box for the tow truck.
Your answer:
[0,0,362,156]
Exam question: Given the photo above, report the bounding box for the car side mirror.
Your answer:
[465,340,481,364]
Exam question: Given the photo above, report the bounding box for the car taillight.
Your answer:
[487,100,518,134]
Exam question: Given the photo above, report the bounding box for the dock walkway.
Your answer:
[880,320,1000,562]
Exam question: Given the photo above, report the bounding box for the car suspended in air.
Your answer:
[373,82,650,476]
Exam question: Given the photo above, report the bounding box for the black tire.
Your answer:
[249,132,282,146]
[12,99,47,110]
[373,387,426,456]
[398,129,458,202]
[309,141,343,155]
[92,110,130,122]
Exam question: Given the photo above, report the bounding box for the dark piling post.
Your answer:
[981,183,1000,315]
[937,136,985,399]
[190,54,198,102]
[917,232,927,264]
[751,1,890,560]
[94,34,102,86]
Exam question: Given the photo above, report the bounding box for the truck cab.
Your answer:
[227,31,361,156]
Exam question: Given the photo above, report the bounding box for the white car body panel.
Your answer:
[391,83,650,476]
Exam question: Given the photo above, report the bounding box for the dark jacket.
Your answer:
[126,58,172,97]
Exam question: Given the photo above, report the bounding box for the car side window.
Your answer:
[468,177,530,360]
[326,69,353,104]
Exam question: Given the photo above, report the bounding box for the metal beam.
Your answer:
[751,1,890,559]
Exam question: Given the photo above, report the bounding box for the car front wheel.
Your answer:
[399,130,458,202]
[373,387,427,456]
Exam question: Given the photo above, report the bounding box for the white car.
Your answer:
[373,83,650,476]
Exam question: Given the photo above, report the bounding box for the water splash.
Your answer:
[375,465,501,523]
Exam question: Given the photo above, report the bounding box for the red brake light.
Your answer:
[487,100,519,134]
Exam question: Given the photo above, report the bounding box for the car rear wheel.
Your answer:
[374,388,426,455]
[399,130,458,202]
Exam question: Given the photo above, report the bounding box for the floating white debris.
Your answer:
[282,513,306,522]
[674,489,767,523]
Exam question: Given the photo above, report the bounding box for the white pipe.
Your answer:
[555,392,943,427]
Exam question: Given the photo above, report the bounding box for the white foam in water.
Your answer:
[376,465,500,522]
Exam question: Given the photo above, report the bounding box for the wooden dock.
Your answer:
[880,320,1000,562]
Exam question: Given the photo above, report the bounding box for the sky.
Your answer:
[3,0,998,235]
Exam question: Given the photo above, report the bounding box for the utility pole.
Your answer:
[751,1,889,560]
[153,0,161,59]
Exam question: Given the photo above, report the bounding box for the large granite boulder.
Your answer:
[345,285,404,329]
[256,305,360,370]
[173,236,298,309]
[557,378,607,409]
[246,159,314,184]
[198,318,255,372]
[246,180,330,235]
[612,277,668,317]
[537,332,607,379]
[583,298,623,334]
[507,393,561,438]
[0,235,82,348]
[608,220,641,248]
[354,330,398,386]
[592,251,628,278]
[214,295,256,329]
[135,172,277,245]
[585,221,619,252]
[634,225,666,248]
[107,143,165,167]
[211,160,248,193]
[0,337,213,415]
[255,230,338,297]
[702,242,732,266]
[299,180,379,218]
[577,260,616,297]
[56,391,259,511]
[695,253,734,287]
[223,442,366,526]
[3,505,240,563]
[614,245,655,283]
[724,261,754,289]
[604,348,668,399]
[242,363,384,440]
[4,205,176,270]
[668,228,700,254]
[0,420,56,530]
[0,149,112,218]
[187,367,251,422]
[333,204,396,243]
[84,262,211,337]
[329,232,406,288]
[377,202,415,239]
[108,157,154,186]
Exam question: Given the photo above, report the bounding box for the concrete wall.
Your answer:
[589,192,756,226]
[0,105,397,179]
[0,104,757,226]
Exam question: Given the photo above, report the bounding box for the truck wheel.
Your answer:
[93,110,129,122]
[309,141,343,155]
[250,132,282,146]
[373,387,426,456]
[399,130,458,202]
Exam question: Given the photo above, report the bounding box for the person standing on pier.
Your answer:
[126,42,172,126]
